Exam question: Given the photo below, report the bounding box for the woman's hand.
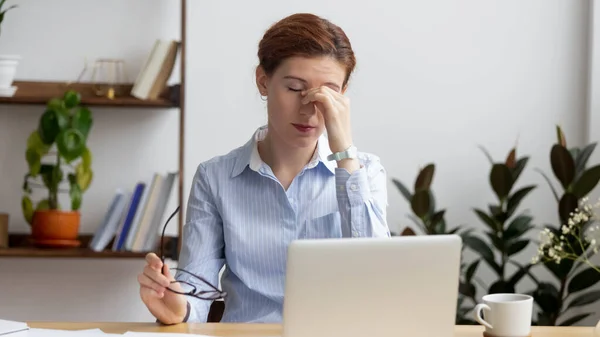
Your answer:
[301,86,353,154]
[138,253,189,325]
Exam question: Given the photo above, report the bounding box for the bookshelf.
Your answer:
[0,0,187,260]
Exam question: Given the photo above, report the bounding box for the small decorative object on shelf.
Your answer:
[0,213,8,248]
[0,0,19,97]
[72,58,128,100]
[21,89,94,248]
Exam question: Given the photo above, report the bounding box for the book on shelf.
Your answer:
[89,171,178,253]
[131,39,180,100]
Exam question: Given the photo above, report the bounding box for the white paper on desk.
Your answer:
[0,319,29,336]
[26,328,121,337]
[123,332,218,337]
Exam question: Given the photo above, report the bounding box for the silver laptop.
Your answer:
[281,235,461,337]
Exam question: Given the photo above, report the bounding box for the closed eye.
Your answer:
[288,87,302,92]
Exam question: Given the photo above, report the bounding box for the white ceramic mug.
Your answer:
[474,293,533,337]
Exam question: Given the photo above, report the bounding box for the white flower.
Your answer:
[562,226,569,234]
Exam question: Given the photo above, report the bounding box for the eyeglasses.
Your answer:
[159,205,227,300]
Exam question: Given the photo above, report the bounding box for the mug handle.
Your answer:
[474,303,493,329]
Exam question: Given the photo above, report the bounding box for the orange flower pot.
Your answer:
[31,210,81,245]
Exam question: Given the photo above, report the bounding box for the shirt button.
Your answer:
[350,184,358,191]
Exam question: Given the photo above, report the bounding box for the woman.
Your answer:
[137,12,390,324]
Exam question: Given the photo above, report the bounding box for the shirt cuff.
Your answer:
[335,167,371,207]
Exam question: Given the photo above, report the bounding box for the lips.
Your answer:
[292,123,315,132]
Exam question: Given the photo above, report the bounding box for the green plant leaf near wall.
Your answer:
[21,89,94,222]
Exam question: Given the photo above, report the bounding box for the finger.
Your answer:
[138,273,167,295]
[144,265,171,287]
[163,264,176,282]
[318,87,344,111]
[145,253,163,271]
[140,285,164,299]
[320,86,348,107]
[303,92,336,115]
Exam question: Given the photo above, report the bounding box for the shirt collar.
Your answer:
[231,125,336,177]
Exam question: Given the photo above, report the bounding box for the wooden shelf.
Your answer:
[1,233,179,260]
[0,81,180,108]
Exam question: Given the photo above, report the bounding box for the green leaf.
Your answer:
[26,130,50,155]
[75,162,93,192]
[72,106,93,138]
[559,193,579,225]
[410,189,430,219]
[567,290,600,309]
[429,210,445,230]
[489,280,515,294]
[474,208,498,232]
[559,313,592,326]
[508,263,533,287]
[575,143,597,175]
[25,148,41,176]
[428,190,436,215]
[572,164,600,199]
[544,253,574,279]
[463,235,501,275]
[38,109,61,144]
[478,145,494,165]
[507,240,529,256]
[56,128,85,163]
[69,180,82,210]
[567,267,600,293]
[505,215,534,240]
[36,199,50,211]
[506,185,536,217]
[485,231,504,251]
[490,163,513,201]
[511,157,529,183]
[533,282,561,314]
[391,178,412,203]
[414,163,434,191]
[21,195,33,225]
[466,260,480,282]
[81,146,92,170]
[557,125,567,147]
[550,144,576,190]
[63,90,81,109]
[535,168,560,202]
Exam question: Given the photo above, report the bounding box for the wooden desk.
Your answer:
[27,322,596,336]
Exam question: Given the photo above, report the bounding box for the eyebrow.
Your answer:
[283,75,341,91]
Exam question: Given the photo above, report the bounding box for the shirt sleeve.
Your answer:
[175,163,225,323]
[335,154,390,238]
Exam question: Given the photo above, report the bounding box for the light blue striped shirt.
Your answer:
[175,125,390,323]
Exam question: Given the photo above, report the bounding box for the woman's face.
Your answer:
[256,56,347,150]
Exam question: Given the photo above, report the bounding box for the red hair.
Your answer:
[257,13,356,87]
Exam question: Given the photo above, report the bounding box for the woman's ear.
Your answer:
[255,66,269,96]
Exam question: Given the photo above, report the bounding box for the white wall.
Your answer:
[0,0,598,326]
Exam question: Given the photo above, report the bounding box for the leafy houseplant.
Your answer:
[21,90,93,244]
[464,146,536,296]
[391,164,478,324]
[530,125,600,326]
[0,0,20,91]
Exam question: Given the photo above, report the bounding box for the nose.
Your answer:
[299,101,317,116]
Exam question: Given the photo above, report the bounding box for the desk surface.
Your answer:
[27,322,596,336]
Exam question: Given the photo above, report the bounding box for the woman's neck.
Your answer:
[258,129,317,183]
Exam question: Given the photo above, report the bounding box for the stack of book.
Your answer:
[89,171,178,253]
[131,39,179,100]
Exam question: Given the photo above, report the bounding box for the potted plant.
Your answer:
[21,90,94,246]
[0,0,19,95]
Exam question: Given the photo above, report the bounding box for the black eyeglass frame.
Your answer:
[159,205,227,300]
